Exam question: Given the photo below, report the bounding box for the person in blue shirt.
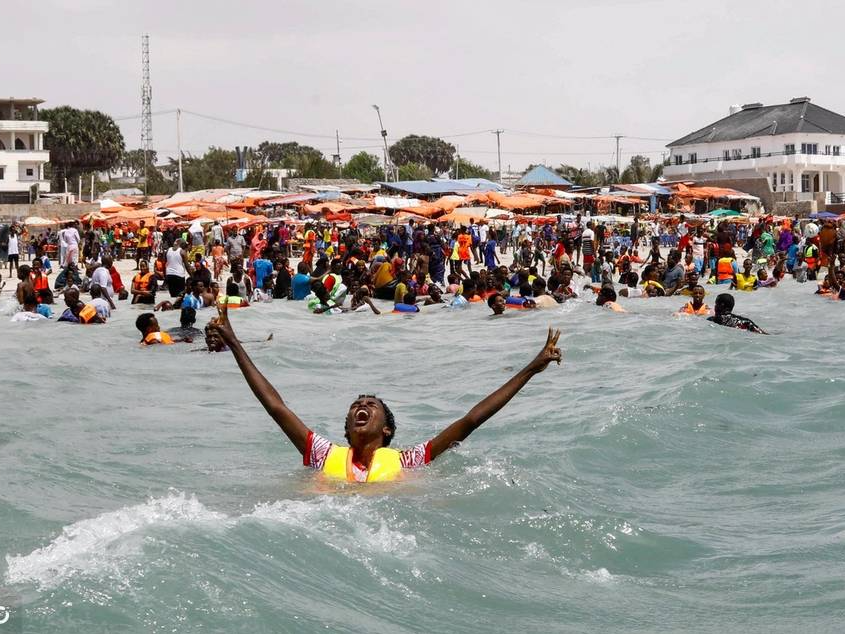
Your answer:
[252,248,274,292]
[291,262,312,300]
[785,235,800,273]
[484,236,499,270]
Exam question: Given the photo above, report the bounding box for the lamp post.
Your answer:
[372,104,391,181]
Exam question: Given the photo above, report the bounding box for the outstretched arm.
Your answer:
[208,303,311,454]
[428,328,561,461]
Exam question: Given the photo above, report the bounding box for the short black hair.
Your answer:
[714,293,735,314]
[344,395,397,447]
[136,312,155,334]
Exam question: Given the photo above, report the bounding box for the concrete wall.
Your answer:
[772,200,816,217]
[0,203,97,222]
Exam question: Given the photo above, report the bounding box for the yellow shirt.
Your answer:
[137,227,150,248]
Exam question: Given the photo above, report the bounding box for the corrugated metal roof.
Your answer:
[516,165,572,187]
[378,179,504,196]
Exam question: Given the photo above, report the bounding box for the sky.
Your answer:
[4,0,843,173]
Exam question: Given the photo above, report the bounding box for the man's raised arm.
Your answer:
[428,328,561,461]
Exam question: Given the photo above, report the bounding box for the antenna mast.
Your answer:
[141,34,153,197]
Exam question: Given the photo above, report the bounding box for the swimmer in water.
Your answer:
[208,303,562,482]
[707,293,767,334]
[675,285,710,316]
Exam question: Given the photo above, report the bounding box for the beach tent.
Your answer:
[24,216,57,226]
[809,211,839,220]
[708,208,742,217]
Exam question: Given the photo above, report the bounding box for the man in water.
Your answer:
[208,305,562,482]
[707,293,767,334]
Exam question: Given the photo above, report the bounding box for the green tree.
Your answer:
[255,141,323,168]
[41,106,125,191]
[389,135,455,175]
[172,146,237,190]
[450,158,493,180]
[120,148,158,178]
[343,151,383,182]
[397,162,433,181]
[293,153,339,178]
[555,164,603,187]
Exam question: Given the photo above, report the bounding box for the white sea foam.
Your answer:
[5,492,226,588]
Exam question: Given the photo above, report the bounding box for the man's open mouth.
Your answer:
[354,408,370,426]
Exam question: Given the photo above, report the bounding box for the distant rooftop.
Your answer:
[0,97,44,106]
[516,164,572,187]
[668,98,845,147]
[378,178,504,196]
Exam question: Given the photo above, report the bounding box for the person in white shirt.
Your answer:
[62,222,81,267]
[89,255,115,300]
[7,228,20,275]
[89,283,114,319]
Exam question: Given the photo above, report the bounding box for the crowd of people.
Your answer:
[3,210,844,342]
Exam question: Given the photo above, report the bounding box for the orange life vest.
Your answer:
[133,272,153,292]
[144,331,173,345]
[680,301,709,315]
[31,272,49,292]
[717,258,734,281]
[79,304,97,323]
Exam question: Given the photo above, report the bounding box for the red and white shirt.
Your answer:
[304,431,431,481]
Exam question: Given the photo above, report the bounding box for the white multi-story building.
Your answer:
[0,97,51,203]
[664,97,845,203]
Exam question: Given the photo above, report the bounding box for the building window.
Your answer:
[751,146,761,158]
[14,138,25,150]
[834,146,841,156]
[789,172,794,189]
[771,173,777,190]
[780,173,786,185]
[800,143,818,155]
[25,168,34,177]
[723,150,731,161]
[688,153,697,164]
[674,155,683,165]
[825,145,831,155]
[784,144,795,155]
[0,167,4,180]
[731,149,742,160]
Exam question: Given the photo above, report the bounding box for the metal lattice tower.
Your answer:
[141,34,152,195]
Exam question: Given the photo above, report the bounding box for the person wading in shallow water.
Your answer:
[208,303,562,483]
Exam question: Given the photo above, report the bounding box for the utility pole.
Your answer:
[333,129,342,177]
[614,134,622,179]
[492,129,504,184]
[176,108,184,192]
[141,34,153,199]
[372,105,391,181]
[455,145,460,179]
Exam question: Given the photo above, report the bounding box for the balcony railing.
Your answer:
[671,148,842,166]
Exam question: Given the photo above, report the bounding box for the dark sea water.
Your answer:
[1,281,844,633]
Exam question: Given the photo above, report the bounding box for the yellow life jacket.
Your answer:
[735,272,757,291]
[144,331,173,345]
[322,445,402,483]
[218,295,245,308]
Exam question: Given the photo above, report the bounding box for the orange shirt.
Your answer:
[457,234,472,260]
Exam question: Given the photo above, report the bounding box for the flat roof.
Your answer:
[0,98,45,106]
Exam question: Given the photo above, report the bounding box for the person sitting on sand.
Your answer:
[208,303,562,483]
[707,293,767,334]
[131,260,157,305]
[675,285,710,316]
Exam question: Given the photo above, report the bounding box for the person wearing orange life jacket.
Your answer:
[131,259,157,305]
[57,288,104,324]
[713,253,739,285]
[207,302,563,483]
[30,257,54,304]
[135,312,193,345]
[675,285,710,316]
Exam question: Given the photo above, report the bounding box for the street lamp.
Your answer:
[372,104,392,182]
